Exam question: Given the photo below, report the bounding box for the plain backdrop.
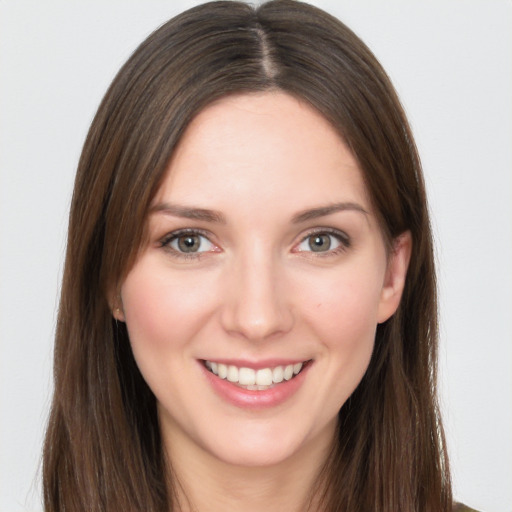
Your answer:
[1,1,511,511]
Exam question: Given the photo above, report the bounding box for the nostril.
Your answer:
[220,302,294,341]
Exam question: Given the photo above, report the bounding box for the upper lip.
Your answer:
[200,358,311,370]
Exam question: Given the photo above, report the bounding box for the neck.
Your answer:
[163,423,335,512]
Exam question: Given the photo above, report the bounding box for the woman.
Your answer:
[42,1,468,510]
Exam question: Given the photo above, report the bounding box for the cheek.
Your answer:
[318,283,378,369]
[122,263,210,344]
[300,262,384,334]
[311,279,380,412]
[119,262,214,385]
[295,263,384,380]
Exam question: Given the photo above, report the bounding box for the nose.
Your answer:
[220,246,294,341]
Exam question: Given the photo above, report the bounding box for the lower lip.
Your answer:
[201,362,311,409]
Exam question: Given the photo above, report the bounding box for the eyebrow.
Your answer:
[291,202,368,223]
[150,203,227,223]
[150,201,367,224]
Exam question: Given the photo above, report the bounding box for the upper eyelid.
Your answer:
[157,226,351,251]
[159,229,218,259]
[159,228,213,244]
[297,227,350,243]
[293,227,352,254]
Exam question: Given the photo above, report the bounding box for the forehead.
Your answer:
[154,92,370,214]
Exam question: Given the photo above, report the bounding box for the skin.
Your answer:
[114,92,411,511]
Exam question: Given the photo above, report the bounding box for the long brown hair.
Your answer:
[43,1,451,510]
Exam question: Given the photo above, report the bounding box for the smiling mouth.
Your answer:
[203,360,308,390]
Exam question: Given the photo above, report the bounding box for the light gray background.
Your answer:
[1,1,511,511]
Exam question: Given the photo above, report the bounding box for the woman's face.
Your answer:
[116,92,410,468]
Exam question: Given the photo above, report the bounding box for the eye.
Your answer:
[295,230,349,254]
[161,230,216,255]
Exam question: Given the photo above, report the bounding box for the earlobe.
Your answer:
[377,231,412,324]
[113,306,126,322]
[110,294,126,322]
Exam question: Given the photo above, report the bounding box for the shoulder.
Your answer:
[453,503,480,512]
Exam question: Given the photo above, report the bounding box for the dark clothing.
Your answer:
[453,503,480,512]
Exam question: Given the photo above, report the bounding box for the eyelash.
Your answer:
[158,227,351,259]
[295,228,351,256]
[159,229,217,260]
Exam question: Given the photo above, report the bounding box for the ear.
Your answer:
[109,292,126,322]
[377,231,412,324]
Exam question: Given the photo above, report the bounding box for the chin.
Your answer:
[209,436,306,468]
[197,416,334,469]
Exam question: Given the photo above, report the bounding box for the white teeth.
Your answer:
[272,366,284,383]
[227,365,239,383]
[246,384,272,390]
[217,363,227,379]
[205,360,306,387]
[238,367,256,385]
[256,368,273,386]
